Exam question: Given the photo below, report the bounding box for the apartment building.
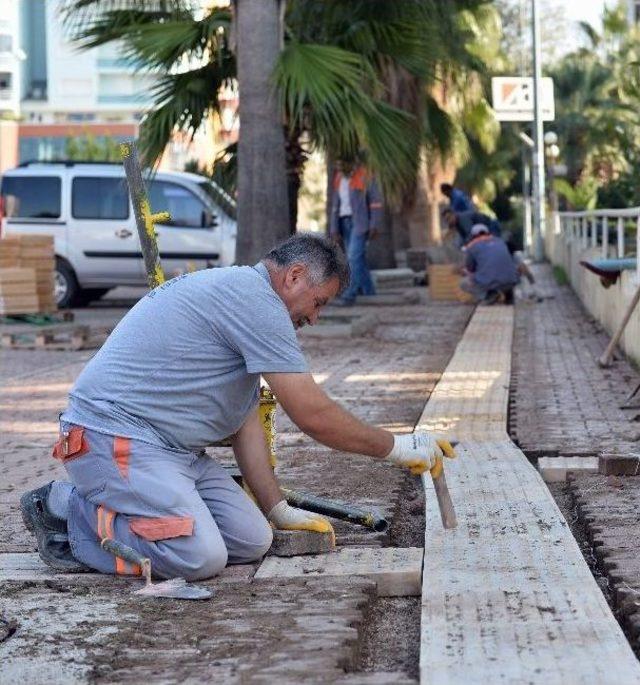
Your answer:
[0,0,216,172]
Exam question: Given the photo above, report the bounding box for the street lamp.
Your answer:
[544,132,560,230]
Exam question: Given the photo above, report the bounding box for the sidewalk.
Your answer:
[0,296,472,683]
[511,264,640,466]
[510,263,640,657]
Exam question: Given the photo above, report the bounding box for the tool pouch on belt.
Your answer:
[52,427,89,462]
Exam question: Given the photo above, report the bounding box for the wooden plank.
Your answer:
[428,264,473,303]
[255,546,423,597]
[417,308,640,683]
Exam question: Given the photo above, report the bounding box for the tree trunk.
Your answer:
[235,0,289,264]
[285,126,306,235]
[367,207,397,269]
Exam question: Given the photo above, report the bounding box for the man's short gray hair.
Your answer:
[264,233,350,292]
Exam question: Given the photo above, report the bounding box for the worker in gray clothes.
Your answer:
[21,233,455,581]
[460,224,520,304]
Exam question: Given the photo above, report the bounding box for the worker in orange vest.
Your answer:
[329,159,383,306]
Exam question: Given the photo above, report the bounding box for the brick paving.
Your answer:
[0,296,472,682]
[510,264,640,464]
[510,264,640,662]
[568,474,640,654]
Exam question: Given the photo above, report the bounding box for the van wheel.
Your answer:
[54,259,81,309]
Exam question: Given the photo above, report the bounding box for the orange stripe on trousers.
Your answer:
[98,505,141,576]
[113,436,131,480]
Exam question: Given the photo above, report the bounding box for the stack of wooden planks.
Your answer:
[0,267,39,316]
[0,235,56,315]
[427,263,473,302]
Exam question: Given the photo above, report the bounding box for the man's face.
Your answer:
[279,265,341,329]
[339,160,354,175]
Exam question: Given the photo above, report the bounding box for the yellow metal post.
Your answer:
[259,387,278,469]
[120,140,169,289]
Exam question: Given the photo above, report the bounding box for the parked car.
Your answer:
[0,161,237,307]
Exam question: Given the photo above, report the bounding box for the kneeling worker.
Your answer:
[21,234,455,581]
[460,224,519,304]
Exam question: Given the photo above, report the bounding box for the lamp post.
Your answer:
[531,0,546,262]
[544,131,560,213]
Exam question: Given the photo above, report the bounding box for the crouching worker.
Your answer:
[21,234,455,581]
[460,224,520,305]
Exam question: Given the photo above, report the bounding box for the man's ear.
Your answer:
[285,263,307,288]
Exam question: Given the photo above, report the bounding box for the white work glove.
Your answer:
[386,432,456,476]
[267,500,335,539]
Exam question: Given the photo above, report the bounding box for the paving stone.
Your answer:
[538,455,599,482]
[510,264,640,460]
[568,473,640,651]
[269,529,336,557]
[600,454,640,476]
[255,547,423,597]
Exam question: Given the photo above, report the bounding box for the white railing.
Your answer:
[557,207,640,280]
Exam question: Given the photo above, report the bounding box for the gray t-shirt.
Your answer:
[62,263,308,452]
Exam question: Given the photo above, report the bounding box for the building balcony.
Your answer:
[96,58,131,71]
[97,93,147,104]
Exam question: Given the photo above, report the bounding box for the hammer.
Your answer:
[429,440,458,529]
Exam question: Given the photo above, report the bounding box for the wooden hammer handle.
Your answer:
[432,470,457,529]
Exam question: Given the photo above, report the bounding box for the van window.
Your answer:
[72,177,129,220]
[149,181,207,228]
[1,176,61,219]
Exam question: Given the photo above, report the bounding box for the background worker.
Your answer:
[329,159,383,306]
[443,208,502,246]
[460,224,519,305]
[440,182,475,213]
[22,234,455,581]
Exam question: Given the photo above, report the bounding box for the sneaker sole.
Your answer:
[19,491,37,534]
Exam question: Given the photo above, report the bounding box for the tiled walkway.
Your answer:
[417,307,640,683]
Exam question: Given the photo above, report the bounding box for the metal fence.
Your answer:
[557,207,640,279]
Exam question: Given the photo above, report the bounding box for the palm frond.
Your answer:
[139,60,232,163]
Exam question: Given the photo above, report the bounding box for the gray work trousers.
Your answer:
[54,423,273,580]
[460,276,489,301]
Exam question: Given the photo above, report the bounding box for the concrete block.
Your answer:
[300,313,376,338]
[538,456,599,482]
[372,268,415,290]
[268,529,336,557]
[356,291,420,306]
[599,454,640,475]
[255,546,423,596]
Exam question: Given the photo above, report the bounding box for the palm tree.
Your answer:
[235,0,290,261]
[60,0,499,261]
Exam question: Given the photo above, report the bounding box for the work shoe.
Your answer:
[21,483,88,573]
[481,290,500,306]
[20,482,66,535]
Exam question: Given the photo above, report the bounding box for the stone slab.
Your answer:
[416,307,640,684]
[538,455,599,482]
[255,546,423,597]
[599,454,640,475]
[300,313,377,338]
[372,268,416,290]
[0,552,256,583]
[269,529,336,557]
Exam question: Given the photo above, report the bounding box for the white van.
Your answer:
[0,161,237,307]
